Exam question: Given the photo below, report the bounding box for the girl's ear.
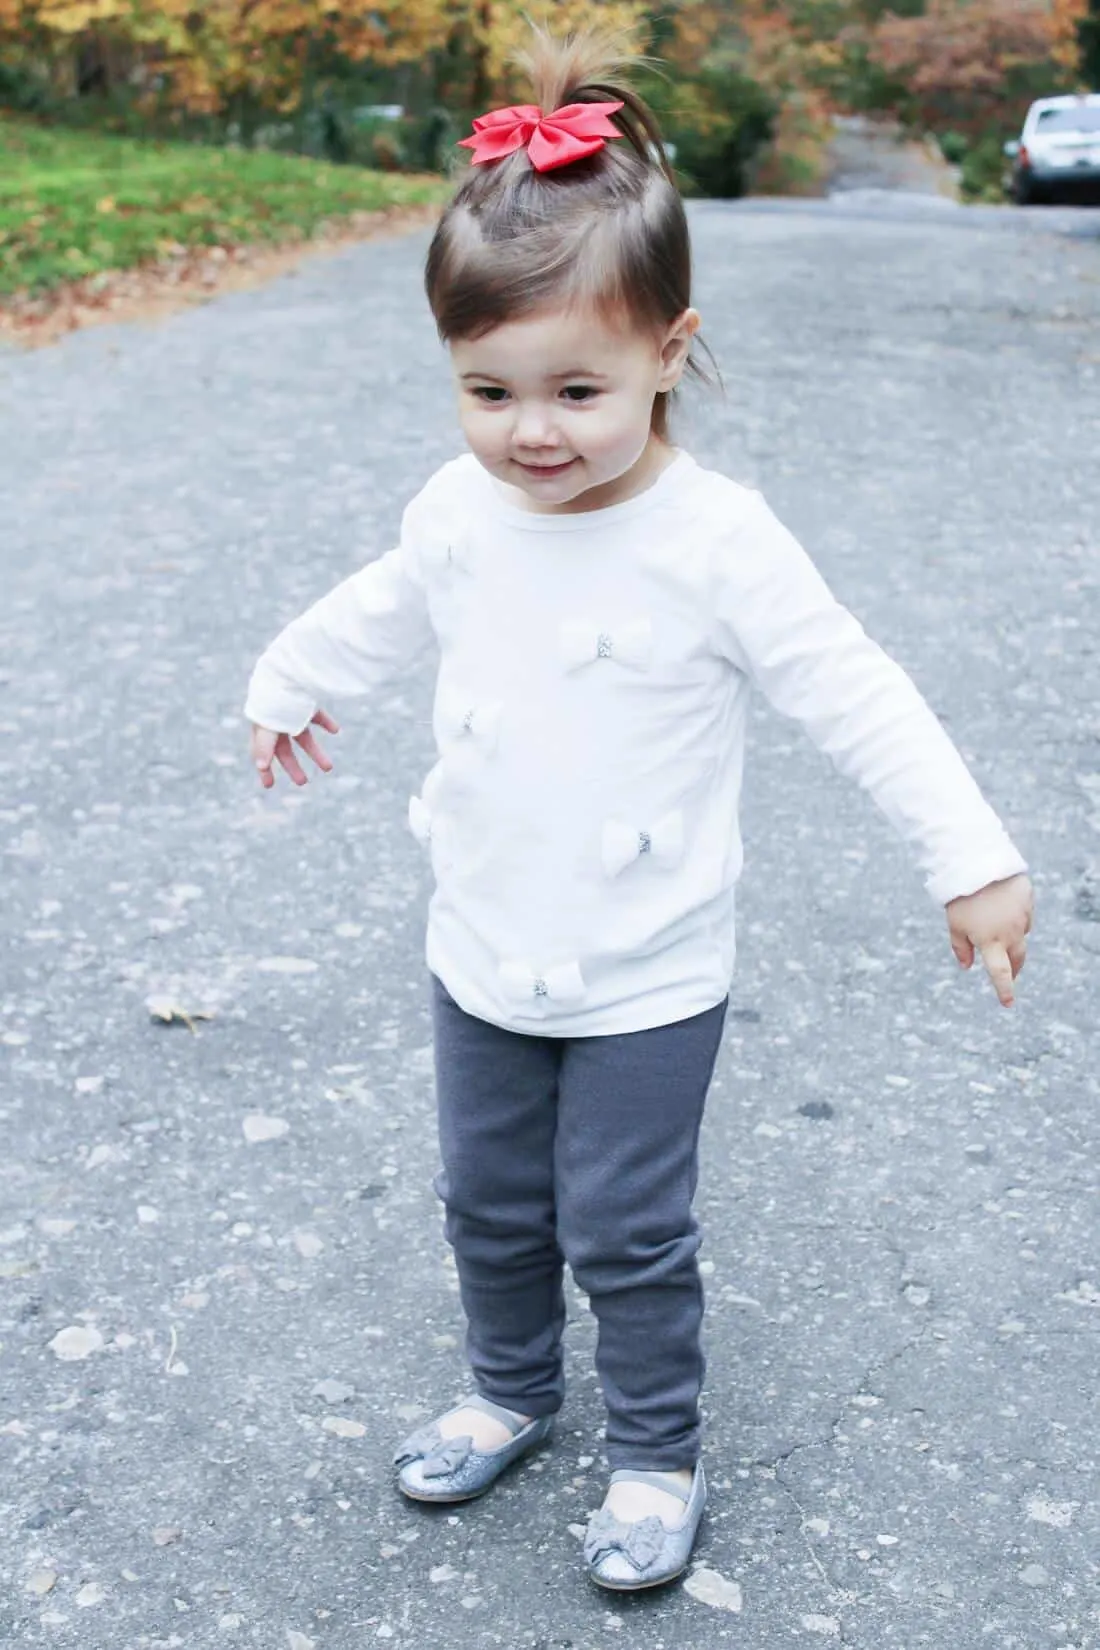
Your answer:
[657,308,702,390]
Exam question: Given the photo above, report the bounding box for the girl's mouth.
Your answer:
[516,458,576,478]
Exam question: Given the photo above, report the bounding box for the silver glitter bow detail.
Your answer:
[498,959,586,1007]
[583,1508,666,1572]
[407,794,454,866]
[559,618,653,673]
[420,533,469,575]
[419,1435,475,1479]
[392,1424,474,1479]
[601,810,685,878]
[392,1422,443,1470]
[438,692,503,753]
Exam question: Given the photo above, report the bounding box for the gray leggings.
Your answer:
[430,976,728,1471]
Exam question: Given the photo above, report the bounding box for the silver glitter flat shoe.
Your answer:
[584,1464,706,1590]
[394,1394,553,1504]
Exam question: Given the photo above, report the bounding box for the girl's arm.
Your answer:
[244,487,436,738]
[244,542,432,737]
[710,491,1028,910]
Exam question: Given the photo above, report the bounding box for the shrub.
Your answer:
[637,61,776,198]
[959,131,1012,199]
[938,129,969,164]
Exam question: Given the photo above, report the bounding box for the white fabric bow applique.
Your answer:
[601,811,685,879]
[420,534,469,575]
[438,692,503,754]
[559,618,653,673]
[498,960,587,1007]
[407,795,453,867]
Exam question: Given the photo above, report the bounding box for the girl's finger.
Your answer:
[275,734,308,786]
[951,934,975,969]
[1007,938,1027,979]
[979,940,1014,1006]
[295,729,334,773]
[252,728,279,787]
[311,708,340,734]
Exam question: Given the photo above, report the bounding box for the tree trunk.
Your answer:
[1079,0,1100,86]
[469,1,493,113]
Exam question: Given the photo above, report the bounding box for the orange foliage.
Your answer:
[872,0,1066,132]
[1050,0,1089,71]
[0,1,652,119]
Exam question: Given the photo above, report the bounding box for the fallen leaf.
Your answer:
[684,1567,743,1611]
[146,995,214,1032]
[243,1114,290,1144]
[49,1325,104,1361]
[321,1416,365,1439]
[0,1258,38,1279]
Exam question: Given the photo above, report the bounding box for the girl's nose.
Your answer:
[512,402,557,447]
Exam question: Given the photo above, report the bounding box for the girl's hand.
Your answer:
[250,708,340,790]
[945,873,1033,1007]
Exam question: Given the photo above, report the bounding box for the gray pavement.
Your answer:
[1,196,1098,1649]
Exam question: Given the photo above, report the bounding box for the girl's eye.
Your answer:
[562,386,597,402]
[472,387,509,403]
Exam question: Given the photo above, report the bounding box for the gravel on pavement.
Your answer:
[1,194,1098,1650]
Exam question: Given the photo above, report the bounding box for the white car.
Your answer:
[1004,93,1100,204]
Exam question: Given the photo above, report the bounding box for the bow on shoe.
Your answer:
[393,1422,443,1470]
[458,101,625,173]
[560,618,653,674]
[419,1435,475,1479]
[602,811,685,879]
[393,1423,475,1479]
[584,1508,667,1572]
[438,693,503,753]
[499,959,587,1008]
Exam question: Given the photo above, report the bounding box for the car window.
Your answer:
[1035,107,1100,133]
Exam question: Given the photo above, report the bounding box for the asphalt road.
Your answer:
[2,193,1098,1650]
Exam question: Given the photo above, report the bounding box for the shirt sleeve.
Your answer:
[242,488,436,738]
[709,489,1028,905]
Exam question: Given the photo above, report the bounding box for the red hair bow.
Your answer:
[458,100,625,173]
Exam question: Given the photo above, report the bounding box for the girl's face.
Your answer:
[450,303,700,514]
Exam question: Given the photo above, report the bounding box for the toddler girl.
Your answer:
[244,25,1033,1591]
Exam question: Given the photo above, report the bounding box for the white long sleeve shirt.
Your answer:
[243,449,1027,1036]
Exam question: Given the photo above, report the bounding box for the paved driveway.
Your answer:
[1,197,1098,1649]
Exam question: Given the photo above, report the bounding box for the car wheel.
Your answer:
[1014,174,1048,205]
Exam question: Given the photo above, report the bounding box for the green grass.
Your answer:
[0,117,450,297]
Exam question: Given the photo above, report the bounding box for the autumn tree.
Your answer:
[871,0,1067,137]
[1068,0,1098,76]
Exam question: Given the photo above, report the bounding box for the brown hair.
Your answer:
[424,22,718,442]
